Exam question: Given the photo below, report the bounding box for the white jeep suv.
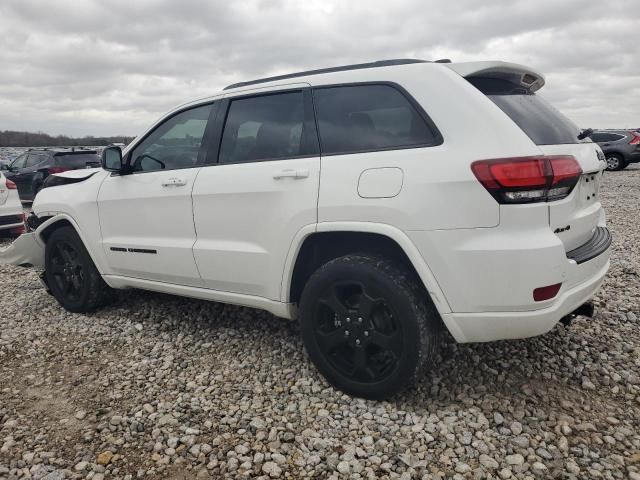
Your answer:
[0,59,611,399]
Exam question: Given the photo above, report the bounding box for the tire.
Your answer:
[299,254,442,399]
[605,154,626,171]
[45,226,114,313]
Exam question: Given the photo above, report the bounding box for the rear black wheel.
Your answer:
[299,254,441,399]
[45,226,114,313]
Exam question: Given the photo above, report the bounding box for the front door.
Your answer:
[191,87,320,300]
[97,102,216,286]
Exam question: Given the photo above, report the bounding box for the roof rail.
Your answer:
[223,58,430,91]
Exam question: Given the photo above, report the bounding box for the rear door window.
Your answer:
[218,91,316,164]
[468,77,582,146]
[591,132,625,143]
[26,153,45,168]
[313,84,440,155]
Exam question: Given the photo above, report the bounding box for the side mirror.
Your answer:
[0,164,7,171]
[102,146,124,172]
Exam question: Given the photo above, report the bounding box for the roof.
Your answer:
[223,58,431,91]
[222,59,545,95]
[28,147,97,155]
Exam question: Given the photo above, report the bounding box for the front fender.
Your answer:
[0,214,84,269]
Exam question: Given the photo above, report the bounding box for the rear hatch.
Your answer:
[537,143,602,250]
[450,62,604,252]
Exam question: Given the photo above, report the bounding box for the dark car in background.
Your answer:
[591,129,640,171]
[0,148,100,201]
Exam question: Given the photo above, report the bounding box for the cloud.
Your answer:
[0,0,638,136]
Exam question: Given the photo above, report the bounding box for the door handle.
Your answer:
[161,178,187,187]
[273,169,309,180]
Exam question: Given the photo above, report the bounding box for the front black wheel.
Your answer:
[45,226,114,313]
[299,254,441,399]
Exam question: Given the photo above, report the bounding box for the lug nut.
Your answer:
[364,331,369,337]
[355,339,361,345]
[344,330,350,336]
[358,317,363,323]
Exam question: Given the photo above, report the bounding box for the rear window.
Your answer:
[468,77,581,146]
[314,84,440,155]
[55,153,101,168]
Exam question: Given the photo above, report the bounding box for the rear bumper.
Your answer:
[441,248,610,343]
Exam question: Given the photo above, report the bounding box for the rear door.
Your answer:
[464,70,604,251]
[191,86,320,300]
[7,153,30,197]
[15,153,46,199]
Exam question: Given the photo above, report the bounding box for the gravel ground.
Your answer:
[1,166,639,480]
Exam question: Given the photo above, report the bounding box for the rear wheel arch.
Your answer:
[287,228,450,314]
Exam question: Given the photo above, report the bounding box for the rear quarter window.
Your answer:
[468,77,582,146]
[313,84,441,155]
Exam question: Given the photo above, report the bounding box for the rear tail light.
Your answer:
[533,283,562,301]
[629,132,640,145]
[5,179,17,190]
[471,156,582,204]
[47,167,69,174]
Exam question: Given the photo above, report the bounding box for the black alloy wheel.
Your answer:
[45,226,115,313]
[49,239,85,303]
[299,254,441,399]
[314,281,403,384]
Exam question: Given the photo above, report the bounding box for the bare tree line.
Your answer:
[0,130,134,147]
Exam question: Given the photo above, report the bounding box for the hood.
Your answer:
[52,167,103,179]
[41,168,104,190]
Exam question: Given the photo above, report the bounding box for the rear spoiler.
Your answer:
[446,61,545,92]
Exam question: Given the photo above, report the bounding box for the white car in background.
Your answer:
[0,171,24,235]
[0,59,611,399]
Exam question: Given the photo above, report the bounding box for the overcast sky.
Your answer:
[1,0,639,137]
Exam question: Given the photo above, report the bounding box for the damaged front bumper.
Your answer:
[0,232,45,268]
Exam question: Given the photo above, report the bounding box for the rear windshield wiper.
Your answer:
[577,128,594,140]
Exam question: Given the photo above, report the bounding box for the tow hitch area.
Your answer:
[560,301,595,326]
